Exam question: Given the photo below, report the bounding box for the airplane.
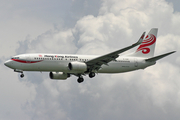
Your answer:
[4,28,176,83]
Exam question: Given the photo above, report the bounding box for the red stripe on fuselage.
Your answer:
[11,59,43,63]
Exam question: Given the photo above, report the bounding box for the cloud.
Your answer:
[157,34,180,53]
[1,0,180,120]
[176,57,180,66]
[166,0,180,12]
[0,63,36,120]
[16,29,78,54]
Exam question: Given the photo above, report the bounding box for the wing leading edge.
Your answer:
[86,32,146,71]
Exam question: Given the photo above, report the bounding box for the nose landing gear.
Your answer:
[14,69,24,78]
[20,73,24,78]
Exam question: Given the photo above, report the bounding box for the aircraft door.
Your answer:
[26,55,31,63]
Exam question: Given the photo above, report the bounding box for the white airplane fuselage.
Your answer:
[4,28,175,83]
[5,53,155,74]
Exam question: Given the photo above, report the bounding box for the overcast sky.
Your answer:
[0,0,180,120]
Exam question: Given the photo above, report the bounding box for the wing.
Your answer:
[86,32,146,71]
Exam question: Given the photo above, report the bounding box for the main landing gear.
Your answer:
[77,72,95,83]
[89,72,95,78]
[77,76,84,83]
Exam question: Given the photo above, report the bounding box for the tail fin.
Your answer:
[130,28,158,58]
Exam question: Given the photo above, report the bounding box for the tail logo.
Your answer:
[136,34,156,54]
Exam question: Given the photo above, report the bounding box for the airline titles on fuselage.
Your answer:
[43,55,78,59]
[33,55,82,61]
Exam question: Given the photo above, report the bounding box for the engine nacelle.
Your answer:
[68,61,87,72]
[49,72,70,80]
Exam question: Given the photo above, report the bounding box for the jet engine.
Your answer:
[49,72,70,80]
[68,61,87,72]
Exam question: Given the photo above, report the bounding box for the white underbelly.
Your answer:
[98,62,136,73]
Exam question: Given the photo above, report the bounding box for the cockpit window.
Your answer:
[11,57,19,59]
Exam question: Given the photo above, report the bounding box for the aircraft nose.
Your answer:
[4,60,12,68]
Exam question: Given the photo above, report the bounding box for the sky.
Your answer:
[0,0,180,120]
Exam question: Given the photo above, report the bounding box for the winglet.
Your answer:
[132,32,145,46]
[145,51,176,62]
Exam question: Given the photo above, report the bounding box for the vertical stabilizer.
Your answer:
[130,28,158,58]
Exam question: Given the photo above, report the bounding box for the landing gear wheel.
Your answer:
[89,72,95,78]
[77,77,84,83]
[20,73,24,78]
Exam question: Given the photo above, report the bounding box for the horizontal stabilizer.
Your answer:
[145,51,176,62]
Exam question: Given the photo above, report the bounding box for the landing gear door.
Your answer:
[134,58,138,67]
